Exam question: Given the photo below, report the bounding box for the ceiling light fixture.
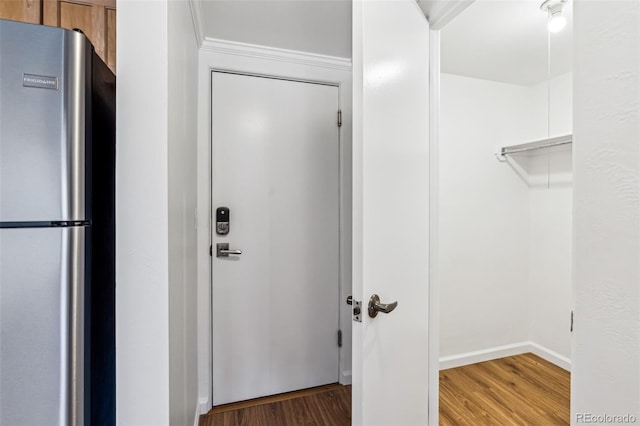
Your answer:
[540,0,568,33]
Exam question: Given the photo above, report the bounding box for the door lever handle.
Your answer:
[220,249,242,255]
[216,243,242,257]
[368,294,398,318]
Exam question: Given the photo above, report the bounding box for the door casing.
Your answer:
[195,45,353,413]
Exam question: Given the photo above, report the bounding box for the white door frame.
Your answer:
[195,40,353,414]
[427,28,441,426]
[423,2,476,424]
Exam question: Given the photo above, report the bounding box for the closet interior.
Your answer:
[438,0,573,422]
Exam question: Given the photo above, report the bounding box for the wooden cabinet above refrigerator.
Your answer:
[0,0,116,74]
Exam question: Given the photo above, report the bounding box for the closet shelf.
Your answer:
[496,134,572,161]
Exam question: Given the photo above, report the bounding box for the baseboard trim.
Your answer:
[439,342,531,370]
[193,400,201,426]
[340,370,352,385]
[529,342,572,371]
[197,397,210,416]
[439,341,571,371]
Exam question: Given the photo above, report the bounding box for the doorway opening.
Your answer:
[436,0,573,423]
[209,70,347,407]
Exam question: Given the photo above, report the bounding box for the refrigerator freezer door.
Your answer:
[0,226,85,426]
[0,20,88,222]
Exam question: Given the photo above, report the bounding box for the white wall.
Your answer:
[527,72,573,365]
[439,72,573,368]
[200,0,352,59]
[529,73,573,140]
[116,1,170,423]
[168,0,200,425]
[527,152,572,362]
[439,73,532,360]
[117,0,199,424]
[572,0,640,421]
[196,44,352,411]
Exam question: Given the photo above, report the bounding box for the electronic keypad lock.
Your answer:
[216,207,230,235]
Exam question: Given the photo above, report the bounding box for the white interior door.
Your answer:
[211,72,341,406]
[352,1,431,425]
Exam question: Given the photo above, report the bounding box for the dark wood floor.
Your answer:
[199,384,351,426]
[440,353,570,425]
[200,353,569,425]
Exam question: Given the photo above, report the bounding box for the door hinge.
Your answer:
[570,310,574,332]
[338,329,342,347]
[209,245,213,256]
[337,110,342,127]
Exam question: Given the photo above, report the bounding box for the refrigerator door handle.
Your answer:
[62,226,85,426]
[63,30,87,222]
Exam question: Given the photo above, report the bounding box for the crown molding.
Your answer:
[417,0,475,30]
[188,0,205,47]
[200,37,352,71]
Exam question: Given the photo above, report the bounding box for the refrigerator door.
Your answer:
[0,20,88,222]
[0,226,85,426]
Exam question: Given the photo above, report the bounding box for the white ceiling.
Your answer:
[200,0,352,59]
[198,0,572,86]
[441,0,573,86]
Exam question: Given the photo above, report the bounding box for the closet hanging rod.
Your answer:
[497,134,572,159]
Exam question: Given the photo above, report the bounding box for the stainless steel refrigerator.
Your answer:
[0,19,115,426]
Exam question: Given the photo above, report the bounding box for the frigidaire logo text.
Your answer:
[23,74,59,90]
